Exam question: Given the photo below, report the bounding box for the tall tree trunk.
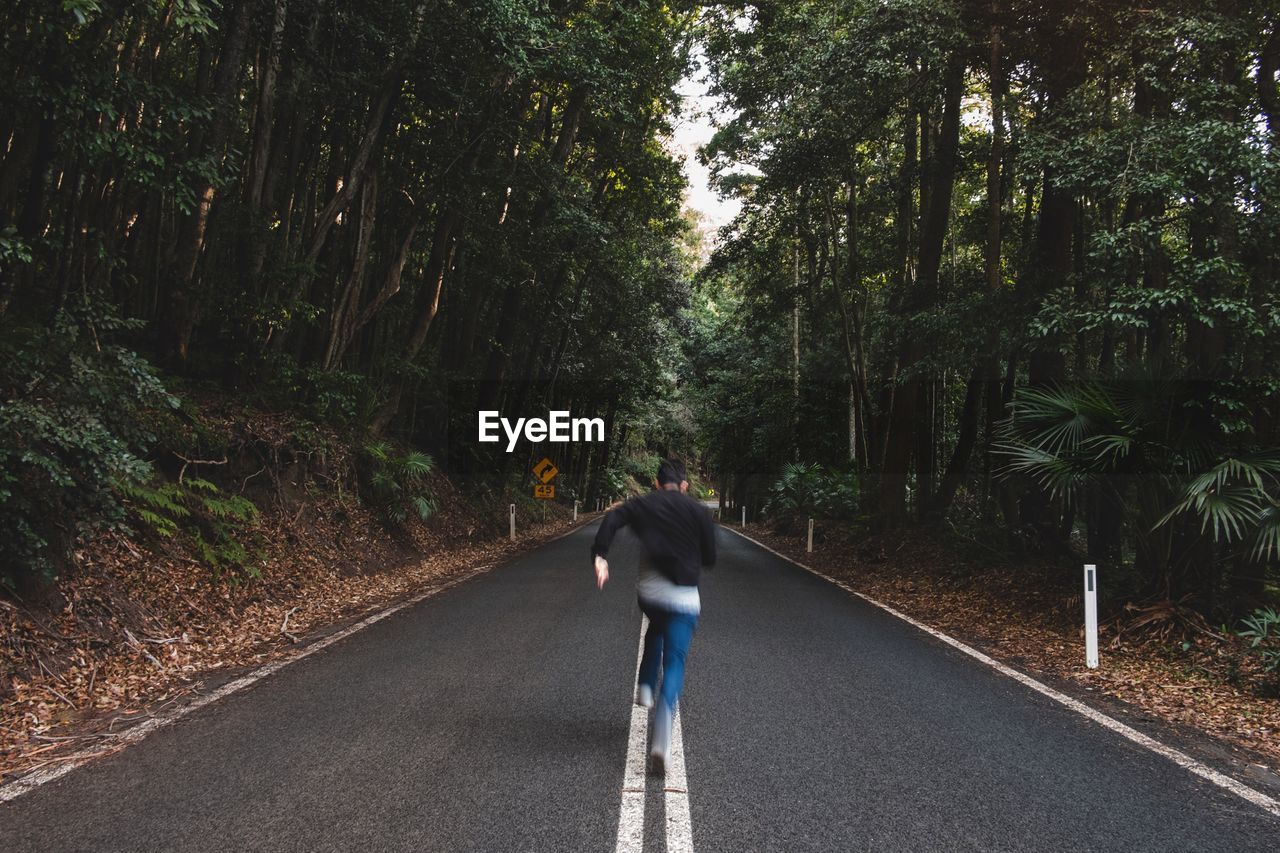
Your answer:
[1258,23,1280,149]
[878,55,964,526]
[792,223,801,460]
[1020,15,1085,535]
[163,0,254,363]
[475,87,589,415]
[938,6,1005,517]
[246,0,288,212]
[370,205,461,433]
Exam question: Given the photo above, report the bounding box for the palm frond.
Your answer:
[1157,485,1263,542]
[1250,501,1280,563]
[1083,434,1132,466]
[993,441,1089,499]
[412,495,438,520]
[364,441,391,463]
[400,451,435,479]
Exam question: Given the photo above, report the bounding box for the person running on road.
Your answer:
[591,459,717,773]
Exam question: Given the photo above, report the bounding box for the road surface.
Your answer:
[1,520,1276,851]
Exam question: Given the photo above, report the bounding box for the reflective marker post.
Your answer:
[1084,563,1099,669]
[741,506,746,527]
[573,500,578,522]
[509,504,516,542]
[807,518,814,553]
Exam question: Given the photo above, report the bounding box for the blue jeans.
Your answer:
[637,603,699,712]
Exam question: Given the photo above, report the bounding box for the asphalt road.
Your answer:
[1,519,1276,851]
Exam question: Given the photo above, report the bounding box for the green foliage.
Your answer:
[1158,455,1280,562]
[362,441,439,525]
[620,451,663,491]
[692,0,1280,620]
[117,475,259,579]
[116,477,189,537]
[602,467,630,501]
[1237,608,1280,686]
[994,379,1203,506]
[256,352,373,426]
[996,377,1280,603]
[0,227,32,266]
[763,462,860,530]
[0,302,176,585]
[1,0,703,532]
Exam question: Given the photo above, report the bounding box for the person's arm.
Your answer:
[591,500,635,588]
[699,505,717,567]
[591,500,634,559]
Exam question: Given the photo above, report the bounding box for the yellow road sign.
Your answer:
[534,484,556,499]
[533,457,559,484]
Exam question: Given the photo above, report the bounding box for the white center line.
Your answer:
[614,617,650,853]
[665,706,695,853]
[613,614,698,852]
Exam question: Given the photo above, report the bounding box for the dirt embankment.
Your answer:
[1,404,590,783]
[734,520,1280,776]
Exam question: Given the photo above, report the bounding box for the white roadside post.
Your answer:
[1084,563,1099,669]
[573,500,578,522]
[509,504,516,542]
[741,506,746,527]
[807,518,814,553]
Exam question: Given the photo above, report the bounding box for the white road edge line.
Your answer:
[614,616,649,853]
[0,516,600,805]
[723,525,1280,822]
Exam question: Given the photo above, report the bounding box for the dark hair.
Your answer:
[656,459,686,486]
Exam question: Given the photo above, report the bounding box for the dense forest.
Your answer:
[1,0,702,585]
[691,0,1280,622]
[2,0,1279,636]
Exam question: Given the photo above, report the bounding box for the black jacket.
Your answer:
[590,490,717,586]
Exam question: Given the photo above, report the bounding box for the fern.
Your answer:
[200,493,257,521]
[116,479,191,530]
[116,472,260,578]
[136,509,178,537]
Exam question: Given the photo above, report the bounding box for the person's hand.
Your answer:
[594,555,609,589]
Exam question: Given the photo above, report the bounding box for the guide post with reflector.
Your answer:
[573,500,578,521]
[509,504,516,542]
[807,518,814,553]
[741,506,746,527]
[1084,563,1099,669]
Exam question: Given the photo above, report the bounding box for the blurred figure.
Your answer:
[591,459,717,773]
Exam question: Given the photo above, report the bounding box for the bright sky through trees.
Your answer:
[671,47,741,242]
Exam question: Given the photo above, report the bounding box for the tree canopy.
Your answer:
[690,0,1280,612]
[1,0,701,579]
